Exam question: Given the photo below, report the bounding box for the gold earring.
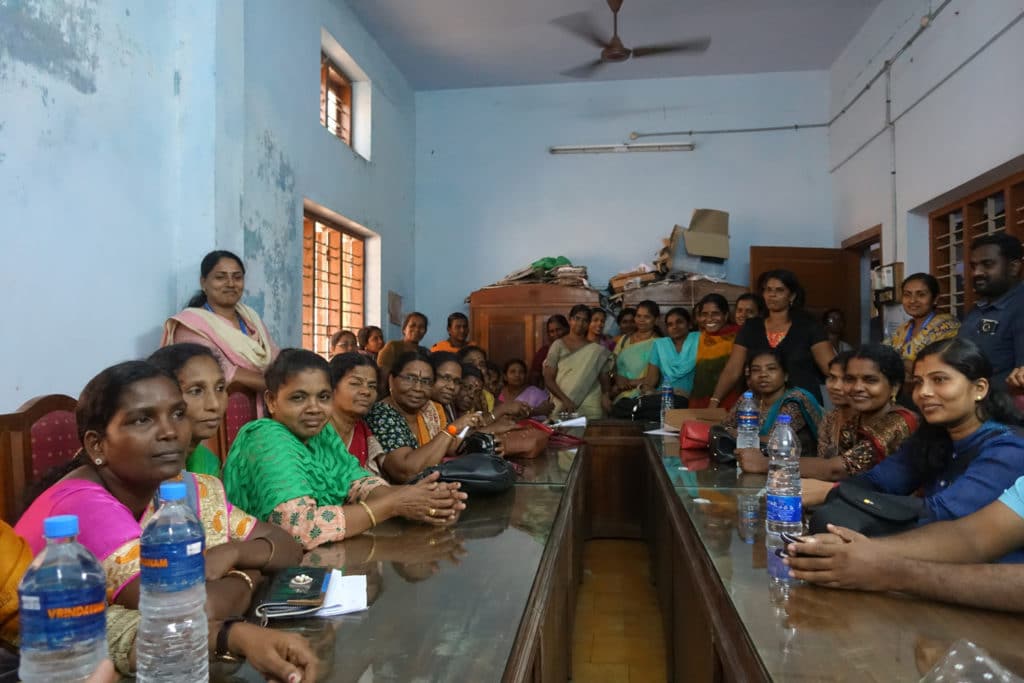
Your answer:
[976,396,983,401]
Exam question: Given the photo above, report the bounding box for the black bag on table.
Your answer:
[808,427,1007,536]
[610,393,688,421]
[808,481,924,536]
[408,453,515,495]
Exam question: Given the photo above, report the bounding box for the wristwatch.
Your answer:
[215,616,247,662]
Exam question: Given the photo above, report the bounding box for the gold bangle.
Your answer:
[365,534,376,563]
[225,569,254,592]
[359,500,378,528]
[255,536,276,569]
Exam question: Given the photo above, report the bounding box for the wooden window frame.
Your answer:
[302,213,365,357]
[320,52,353,146]
[928,169,1024,318]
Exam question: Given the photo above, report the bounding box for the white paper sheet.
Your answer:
[551,416,587,428]
[644,428,680,436]
[315,570,368,617]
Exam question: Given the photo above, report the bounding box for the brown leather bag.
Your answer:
[501,427,550,459]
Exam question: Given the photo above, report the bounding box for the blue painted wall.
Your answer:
[414,71,835,340]
[0,0,184,408]
[0,0,416,409]
[240,0,416,346]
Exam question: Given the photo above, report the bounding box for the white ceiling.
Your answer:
[346,0,883,90]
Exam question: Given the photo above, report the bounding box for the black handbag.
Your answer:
[408,453,515,495]
[808,481,924,536]
[610,393,688,420]
[809,427,1008,536]
[458,431,496,456]
[709,425,770,465]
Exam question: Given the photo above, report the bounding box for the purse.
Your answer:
[808,426,1008,536]
[680,421,712,449]
[610,393,689,420]
[708,425,771,465]
[457,431,496,456]
[408,453,515,495]
[808,482,924,536]
[501,427,550,459]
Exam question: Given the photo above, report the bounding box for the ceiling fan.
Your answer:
[554,0,711,79]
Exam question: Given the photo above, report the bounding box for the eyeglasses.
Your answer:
[396,374,433,388]
[435,374,463,386]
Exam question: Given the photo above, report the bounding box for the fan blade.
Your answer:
[551,11,609,49]
[561,59,607,79]
[632,37,711,58]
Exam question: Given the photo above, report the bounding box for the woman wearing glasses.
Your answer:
[364,349,483,483]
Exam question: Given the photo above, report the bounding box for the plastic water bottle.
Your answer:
[659,381,674,428]
[136,482,209,683]
[765,414,802,535]
[735,391,759,450]
[17,515,107,682]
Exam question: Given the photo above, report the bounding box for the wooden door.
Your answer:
[749,246,862,346]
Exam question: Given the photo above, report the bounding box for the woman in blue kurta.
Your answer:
[840,339,1024,559]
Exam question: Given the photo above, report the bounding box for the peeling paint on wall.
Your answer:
[244,130,301,346]
[0,0,101,94]
[255,130,295,194]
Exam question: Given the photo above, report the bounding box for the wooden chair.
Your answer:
[0,394,79,523]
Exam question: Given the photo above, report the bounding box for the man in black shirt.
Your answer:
[959,233,1024,391]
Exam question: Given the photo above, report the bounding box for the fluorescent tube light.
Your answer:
[549,142,695,155]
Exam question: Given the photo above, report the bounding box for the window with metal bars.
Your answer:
[320,52,352,146]
[302,214,365,357]
[929,170,1024,319]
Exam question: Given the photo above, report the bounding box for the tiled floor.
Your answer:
[571,540,667,683]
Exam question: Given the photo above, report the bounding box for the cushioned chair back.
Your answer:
[30,410,79,478]
[0,394,79,523]
[224,387,258,451]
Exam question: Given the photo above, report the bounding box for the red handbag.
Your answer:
[679,421,712,450]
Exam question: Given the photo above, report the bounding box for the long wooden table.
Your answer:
[227,431,588,683]
[228,421,1024,682]
[644,433,1024,682]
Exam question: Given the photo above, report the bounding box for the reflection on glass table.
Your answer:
[672,485,1024,681]
[649,434,766,491]
[225,486,567,683]
[511,448,578,485]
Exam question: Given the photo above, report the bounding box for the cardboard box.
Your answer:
[682,209,730,261]
[609,270,658,293]
[664,407,727,431]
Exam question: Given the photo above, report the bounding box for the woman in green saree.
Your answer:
[224,349,468,550]
[723,348,824,472]
[611,300,661,402]
[544,304,613,419]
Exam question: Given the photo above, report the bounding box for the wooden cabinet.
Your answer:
[469,284,600,367]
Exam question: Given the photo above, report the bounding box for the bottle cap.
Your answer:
[43,515,79,538]
[159,481,188,501]
[776,414,792,424]
[742,391,753,398]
